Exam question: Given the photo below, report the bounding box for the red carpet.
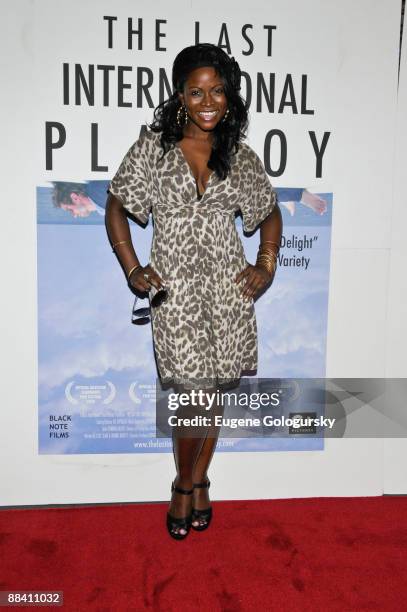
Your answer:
[1,496,406,611]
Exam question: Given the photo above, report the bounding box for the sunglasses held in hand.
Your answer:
[131,283,169,325]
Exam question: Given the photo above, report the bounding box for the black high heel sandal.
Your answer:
[191,478,212,531]
[166,481,193,540]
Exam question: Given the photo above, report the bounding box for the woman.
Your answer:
[105,43,283,540]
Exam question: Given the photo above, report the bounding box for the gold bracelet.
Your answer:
[256,250,277,276]
[258,248,278,258]
[112,240,131,252]
[256,259,276,272]
[257,257,277,269]
[256,258,276,276]
[127,264,142,281]
[260,240,280,249]
[257,250,278,263]
[259,245,279,256]
[257,263,276,277]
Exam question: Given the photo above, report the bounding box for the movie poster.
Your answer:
[35,1,333,454]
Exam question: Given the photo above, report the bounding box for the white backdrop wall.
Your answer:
[383,11,407,494]
[0,0,403,505]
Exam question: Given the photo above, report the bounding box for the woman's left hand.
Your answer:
[235,264,275,301]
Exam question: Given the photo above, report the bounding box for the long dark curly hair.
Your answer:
[149,43,248,181]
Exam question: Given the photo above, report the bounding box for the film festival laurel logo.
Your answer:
[129,381,156,405]
[65,380,116,415]
[63,379,155,414]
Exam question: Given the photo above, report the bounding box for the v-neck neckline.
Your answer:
[175,141,215,201]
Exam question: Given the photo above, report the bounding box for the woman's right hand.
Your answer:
[128,264,166,293]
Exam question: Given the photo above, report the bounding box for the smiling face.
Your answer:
[178,66,228,132]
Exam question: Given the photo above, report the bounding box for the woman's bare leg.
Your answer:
[192,385,225,523]
[170,436,206,516]
[168,384,212,535]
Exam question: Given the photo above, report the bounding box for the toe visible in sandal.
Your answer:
[167,481,193,540]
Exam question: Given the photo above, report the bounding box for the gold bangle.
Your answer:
[256,252,277,276]
[258,248,278,258]
[257,252,278,264]
[127,264,142,281]
[112,240,131,252]
[256,259,276,276]
[257,252,277,261]
[257,262,276,275]
[260,240,280,249]
[258,245,279,256]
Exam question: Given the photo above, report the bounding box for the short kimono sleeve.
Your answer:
[240,148,277,233]
[107,133,154,224]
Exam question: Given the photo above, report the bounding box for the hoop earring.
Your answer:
[221,108,230,123]
[176,104,188,127]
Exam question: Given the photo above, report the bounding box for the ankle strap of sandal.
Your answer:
[173,484,193,495]
[193,479,210,489]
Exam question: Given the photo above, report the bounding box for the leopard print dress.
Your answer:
[108,129,277,390]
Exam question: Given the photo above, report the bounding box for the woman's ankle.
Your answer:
[192,472,208,485]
